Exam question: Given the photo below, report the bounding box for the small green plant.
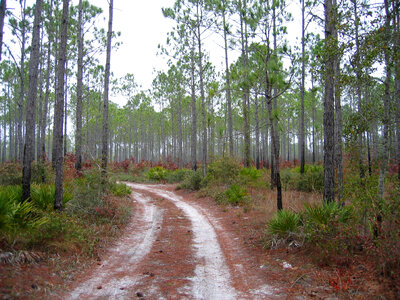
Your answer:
[207,157,242,185]
[177,170,203,191]
[147,166,169,181]
[268,209,301,238]
[166,168,192,183]
[0,162,22,185]
[225,184,248,205]
[110,182,131,197]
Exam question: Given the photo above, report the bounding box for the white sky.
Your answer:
[96,0,176,103]
[6,0,311,106]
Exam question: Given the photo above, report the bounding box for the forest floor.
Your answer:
[1,183,396,299]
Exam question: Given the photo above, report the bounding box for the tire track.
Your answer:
[67,189,163,299]
[130,183,237,300]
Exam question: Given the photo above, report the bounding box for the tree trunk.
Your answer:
[323,0,336,203]
[255,93,260,169]
[190,33,197,171]
[21,0,42,202]
[222,2,233,157]
[75,0,83,171]
[101,0,113,178]
[378,0,392,202]
[63,61,68,156]
[40,0,53,169]
[196,8,207,177]
[353,0,365,180]
[239,1,251,168]
[18,0,27,162]
[178,92,183,168]
[0,0,6,63]
[300,0,306,174]
[53,0,69,211]
[334,0,343,203]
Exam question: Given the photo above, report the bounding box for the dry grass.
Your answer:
[249,188,322,220]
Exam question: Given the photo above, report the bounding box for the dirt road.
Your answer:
[65,183,280,299]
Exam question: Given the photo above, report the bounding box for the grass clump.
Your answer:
[268,209,301,238]
[110,182,132,197]
[225,184,249,206]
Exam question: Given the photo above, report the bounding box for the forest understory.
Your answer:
[0,157,399,299]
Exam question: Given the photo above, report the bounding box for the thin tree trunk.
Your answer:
[239,1,251,168]
[195,9,207,177]
[18,0,27,162]
[75,0,83,171]
[101,0,113,178]
[354,0,365,180]
[21,0,42,202]
[40,0,53,168]
[300,0,305,174]
[63,61,68,156]
[0,0,7,63]
[255,92,260,169]
[378,0,392,202]
[222,2,233,157]
[334,0,343,203]
[53,0,69,211]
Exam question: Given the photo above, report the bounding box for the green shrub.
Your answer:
[110,182,131,197]
[166,168,192,183]
[268,209,301,238]
[296,165,324,193]
[147,166,169,181]
[207,157,241,185]
[238,167,266,188]
[0,162,22,185]
[280,168,300,190]
[67,169,105,215]
[31,162,53,184]
[177,170,203,191]
[302,202,355,243]
[225,184,248,205]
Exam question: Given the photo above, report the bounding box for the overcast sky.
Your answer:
[96,0,177,97]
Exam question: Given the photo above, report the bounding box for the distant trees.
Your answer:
[0,0,398,210]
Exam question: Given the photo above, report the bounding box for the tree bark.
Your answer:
[222,2,233,157]
[196,4,207,177]
[300,0,306,174]
[190,34,197,171]
[75,0,83,171]
[323,0,336,203]
[18,0,27,162]
[101,0,113,178]
[53,0,69,211]
[334,0,343,203]
[0,0,6,63]
[21,0,43,202]
[378,0,392,202]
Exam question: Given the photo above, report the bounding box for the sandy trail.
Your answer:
[64,183,277,299]
[130,183,237,300]
[67,190,163,299]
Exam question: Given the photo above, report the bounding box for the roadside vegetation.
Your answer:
[0,156,132,297]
